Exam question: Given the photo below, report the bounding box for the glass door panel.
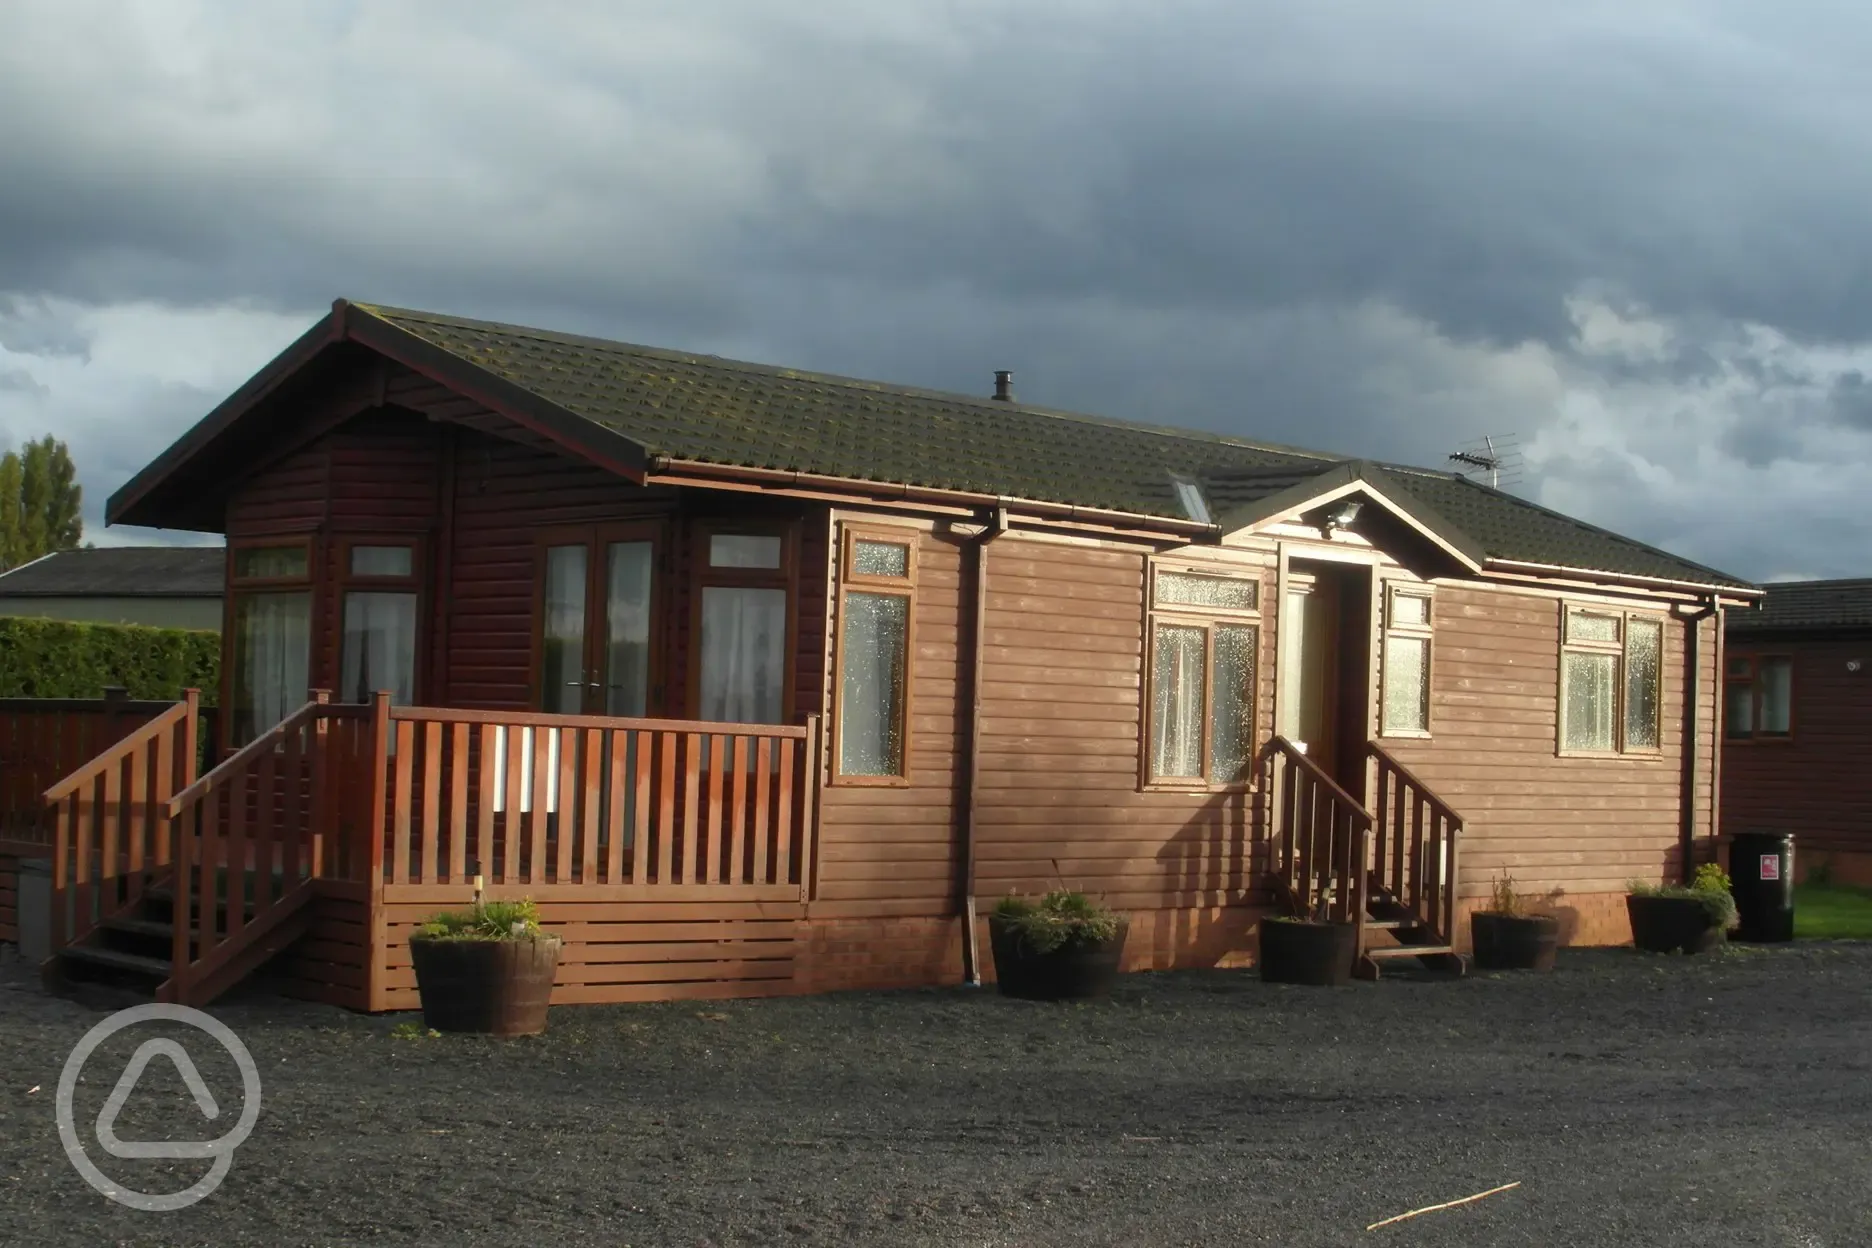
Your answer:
[602,540,654,716]
[540,544,588,714]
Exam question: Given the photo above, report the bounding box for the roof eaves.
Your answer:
[342,303,653,483]
[107,305,346,526]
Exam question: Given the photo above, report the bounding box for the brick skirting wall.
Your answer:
[794,894,1644,995]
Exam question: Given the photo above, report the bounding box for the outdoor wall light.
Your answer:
[1323,499,1364,534]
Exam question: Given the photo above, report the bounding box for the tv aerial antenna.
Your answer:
[1447,433,1522,491]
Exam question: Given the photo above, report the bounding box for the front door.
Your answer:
[1277,560,1372,794]
[536,524,661,715]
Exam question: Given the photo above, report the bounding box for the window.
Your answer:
[228,540,313,744]
[1725,654,1792,741]
[834,528,917,782]
[694,526,793,724]
[339,540,420,707]
[1146,564,1260,786]
[1558,607,1663,754]
[1380,585,1433,736]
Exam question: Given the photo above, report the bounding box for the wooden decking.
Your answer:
[26,691,822,1009]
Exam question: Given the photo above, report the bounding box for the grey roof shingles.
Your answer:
[1728,579,1872,634]
[0,547,223,598]
[357,302,1755,592]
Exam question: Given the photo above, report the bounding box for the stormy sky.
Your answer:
[3,1,1870,581]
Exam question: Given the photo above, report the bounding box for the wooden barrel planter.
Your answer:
[1626,895,1725,955]
[988,915,1129,1001]
[409,935,563,1036]
[1258,918,1357,986]
[1470,912,1560,971]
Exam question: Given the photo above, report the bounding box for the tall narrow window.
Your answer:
[695,525,793,724]
[1146,565,1260,786]
[228,541,313,744]
[1724,654,1792,741]
[339,541,421,707]
[1559,607,1664,755]
[539,544,587,714]
[1380,586,1433,736]
[834,529,917,782]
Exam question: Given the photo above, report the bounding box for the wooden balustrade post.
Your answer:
[365,692,391,1012]
[799,714,821,903]
[308,691,330,880]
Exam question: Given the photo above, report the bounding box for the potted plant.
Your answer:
[988,890,1129,1000]
[1258,886,1357,986]
[1470,874,1560,972]
[407,898,562,1035]
[1626,863,1737,955]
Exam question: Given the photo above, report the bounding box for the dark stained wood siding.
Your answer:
[1376,584,1718,897]
[1722,635,1872,859]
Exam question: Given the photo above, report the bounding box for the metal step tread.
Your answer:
[100,916,175,940]
[1362,917,1421,931]
[1365,943,1455,959]
[61,945,172,976]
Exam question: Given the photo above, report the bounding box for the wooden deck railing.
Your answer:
[41,691,201,952]
[1366,741,1462,947]
[379,703,822,900]
[160,696,357,1002]
[1260,735,1372,931]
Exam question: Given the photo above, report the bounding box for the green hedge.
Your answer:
[0,616,219,701]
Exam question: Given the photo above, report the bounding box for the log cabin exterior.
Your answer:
[11,300,1760,1009]
[1722,579,1872,885]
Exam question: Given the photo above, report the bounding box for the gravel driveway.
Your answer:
[2,941,1868,1247]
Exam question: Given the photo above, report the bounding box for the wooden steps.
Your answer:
[61,945,171,977]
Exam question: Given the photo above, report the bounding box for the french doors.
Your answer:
[536,524,661,716]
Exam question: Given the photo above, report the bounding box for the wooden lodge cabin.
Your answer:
[1722,579,1872,885]
[1,300,1760,1010]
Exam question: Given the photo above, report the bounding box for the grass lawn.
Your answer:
[1794,882,1872,939]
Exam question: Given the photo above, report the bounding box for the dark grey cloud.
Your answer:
[2,1,1871,578]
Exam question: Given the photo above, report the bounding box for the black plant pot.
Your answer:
[409,935,563,1035]
[1258,918,1357,986]
[1626,895,1725,955]
[1470,912,1560,971]
[988,916,1129,1000]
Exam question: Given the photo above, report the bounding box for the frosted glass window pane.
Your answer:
[1759,657,1792,735]
[350,545,413,577]
[540,545,586,715]
[710,534,782,569]
[1725,681,1755,738]
[700,586,787,723]
[1569,612,1619,644]
[1151,624,1205,778]
[1727,656,1752,679]
[1390,593,1429,627]
[235,545,306,579]
[341,592,417,705]
[1383,635,1430,734]
[838,592,909,775]
[1562,652,1617,751]
[854,540,909,578]
[1208,625,1256,783]
[1624,620,1661,749]
[1155,571,1257,611]
[603,542,653,717]
[231,591,310,743]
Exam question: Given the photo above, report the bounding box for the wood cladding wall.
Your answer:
[1375,584,1718,897]
[1722,636,1872,858]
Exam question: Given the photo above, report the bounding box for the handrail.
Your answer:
[167,700,329,817]
[1265,736,1373,817]
[44,700,192,802]
[1365,740,1465,829]
[1364,739,1463,949]
[387,704,812,738]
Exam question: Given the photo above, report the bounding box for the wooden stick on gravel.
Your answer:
[1366,1181,1521,1231]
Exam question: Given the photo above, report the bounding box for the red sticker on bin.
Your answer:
[1760,854,1780,881]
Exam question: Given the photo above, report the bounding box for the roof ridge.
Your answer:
[352,301,1343,466]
